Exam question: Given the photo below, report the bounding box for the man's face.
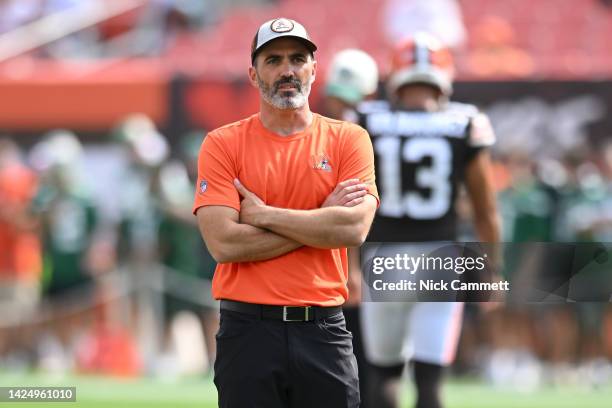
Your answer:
[249,38,316,110]
[395,83,443,111]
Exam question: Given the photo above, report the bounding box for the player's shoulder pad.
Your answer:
[343,108,359,124]
[469,113,496,148]
[446,101,479,117]
[446,102,495,148]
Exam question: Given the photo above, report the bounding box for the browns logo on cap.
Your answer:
[251,18,317,64]
[270,18,294,33]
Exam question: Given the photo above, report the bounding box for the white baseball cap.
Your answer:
[325,49,379,104]
[251,18,317,64]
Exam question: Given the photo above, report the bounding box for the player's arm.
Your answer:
[196,205,302,264]
[235,179,377,249]
[465,112,501,243]
[464,149,500,243]
[464,114,504,305]
[465,149,505,305]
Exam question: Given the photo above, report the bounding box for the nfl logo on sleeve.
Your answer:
[199,179,208,194]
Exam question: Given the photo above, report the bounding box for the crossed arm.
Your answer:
[197,179,376,264]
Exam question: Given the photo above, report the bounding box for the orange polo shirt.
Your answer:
[0,163,41,283]
[193,113,378,306]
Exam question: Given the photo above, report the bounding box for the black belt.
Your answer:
[220,300,342,322]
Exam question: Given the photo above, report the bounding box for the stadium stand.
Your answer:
[0,0,611,79]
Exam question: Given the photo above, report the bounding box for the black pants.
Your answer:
[344,306,370,408]
[214,308,360,408]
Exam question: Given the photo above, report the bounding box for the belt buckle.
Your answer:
[283,306,312,322]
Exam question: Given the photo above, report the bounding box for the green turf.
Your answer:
[431,380,612,408]
[1,372,611,408]
[0,373,217,408]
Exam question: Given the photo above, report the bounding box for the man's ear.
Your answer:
[310,59,317,84]
[248,65,258,88]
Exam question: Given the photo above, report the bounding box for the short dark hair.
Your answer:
[251,45,315,67]
[251,37,315,66]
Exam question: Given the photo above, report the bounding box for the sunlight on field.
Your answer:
[1,372,611,408]
[0,373,218,408]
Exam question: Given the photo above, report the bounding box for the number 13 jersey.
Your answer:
[358,100,495,242]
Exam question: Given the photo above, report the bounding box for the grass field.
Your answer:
[1,372,611,408]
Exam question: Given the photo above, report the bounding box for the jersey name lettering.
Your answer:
[366,111,469,138]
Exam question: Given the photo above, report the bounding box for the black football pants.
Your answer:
[214,309,360,408]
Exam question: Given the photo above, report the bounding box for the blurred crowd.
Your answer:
[0,0,555,78]
[0,0,222,59]
[2,0,611,79]
[0,116,218,378]
[456,142,612,390]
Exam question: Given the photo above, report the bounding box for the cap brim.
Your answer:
[252,36,317,63]
[325,83,362,105]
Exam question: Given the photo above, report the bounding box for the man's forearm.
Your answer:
[197,205,303,264]
[213,223,302,263]
[257,202,375,249]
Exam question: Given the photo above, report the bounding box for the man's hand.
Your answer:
[235,178,369,227]
[233,177,376,249]
[197,205,303,263]
[234,178,267,227]
[322,179,368,208]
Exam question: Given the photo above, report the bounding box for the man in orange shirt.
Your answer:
[193,18,378,408]
[0,140,41,322]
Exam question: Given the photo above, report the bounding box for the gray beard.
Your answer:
[257,74,313,110]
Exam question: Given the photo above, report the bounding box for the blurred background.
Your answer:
[1,0,612,407]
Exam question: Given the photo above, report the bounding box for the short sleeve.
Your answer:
[468,113,496,148]
[465,112,496,162]
[192,132,240,214]
[338,125,380,207]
